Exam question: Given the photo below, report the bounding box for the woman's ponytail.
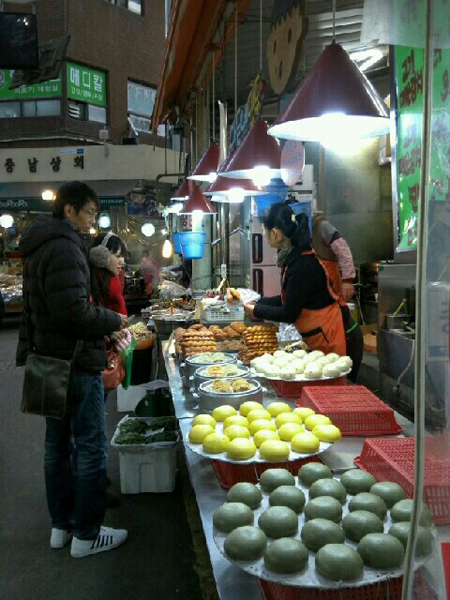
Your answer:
[260,202,311,251]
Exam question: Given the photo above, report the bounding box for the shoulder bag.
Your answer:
[20,300,83,420]
[102,347,125,392]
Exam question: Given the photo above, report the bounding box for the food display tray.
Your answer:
[355,437,450,524]
[298,386,402,436]
[212,476,436,591]
[257,570,437,600]
[250,369,350,399]
[184,417,334,489]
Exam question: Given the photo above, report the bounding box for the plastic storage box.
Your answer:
[270,376,346,398]
[298,385,402,436]
[201,306,245,322]
[355,436,450,523]
[211,455,321,489]
[117,383,148,412]
[258,570,436,600]
[111,416,178,494]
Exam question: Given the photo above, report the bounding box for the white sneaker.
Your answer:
[50,528,73,549]
[70,526,128,558]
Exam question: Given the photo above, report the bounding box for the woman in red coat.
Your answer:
[90,232,128,316]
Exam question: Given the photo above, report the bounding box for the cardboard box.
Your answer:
[360,324,378,353]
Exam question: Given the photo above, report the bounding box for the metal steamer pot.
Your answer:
[197,378,263,413]
[192,365,251,392]
[182,353,238,386]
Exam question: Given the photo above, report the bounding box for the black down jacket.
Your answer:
[16,214,122,370]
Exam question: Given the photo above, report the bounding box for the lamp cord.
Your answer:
[234,2,238,115]
[259,0,263,72]
[332,0,336,42]
[212,49,215,141]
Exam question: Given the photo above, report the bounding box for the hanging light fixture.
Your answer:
[98,213,111,229]
[170,178,194,201]
[41,189,55,201]
[204,175,268,203]
[268,2,389,143]
[162,238,173,258]
[179,184,217,215]
[220,119,281,186]
[187,142,220,183]
[141,223,156,237]
[0,214,14,228]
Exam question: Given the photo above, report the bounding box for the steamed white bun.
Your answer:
[290,359,305,374]
[304,362,323,380]
[322,363,341,378]
[280,366,297,380]
[292,349,307,359]
[325,353,340,363]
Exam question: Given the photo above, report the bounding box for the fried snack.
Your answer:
[223,326,240,338]
[230,321,246,334]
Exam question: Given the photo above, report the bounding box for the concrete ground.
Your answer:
[0,319,218,600]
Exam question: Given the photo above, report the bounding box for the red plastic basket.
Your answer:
[355,437,450,523]
[270,377,346,398]
[258,570,436,600]
[210,455,322,489]
[297,385,402,436]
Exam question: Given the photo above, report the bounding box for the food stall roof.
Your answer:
[151,0,252,133]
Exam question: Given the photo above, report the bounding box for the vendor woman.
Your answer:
[243,203,363,382]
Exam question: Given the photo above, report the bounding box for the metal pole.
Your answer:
[401,1,434,598]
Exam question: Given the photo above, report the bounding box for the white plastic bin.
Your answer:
[116,383,147,412]
[111,416,179,494]
[118,445,177,493]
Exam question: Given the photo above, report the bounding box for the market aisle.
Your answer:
[0,322,217,600]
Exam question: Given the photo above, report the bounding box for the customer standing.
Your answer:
[90,232,128,317]
[16,181,129,558]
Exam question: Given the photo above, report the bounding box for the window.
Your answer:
[128,80,158,133]
[0,101,20,118]
[105,0,142,15]
[68,101,107,124]
[0,99,60,118]
[23,100,61,117]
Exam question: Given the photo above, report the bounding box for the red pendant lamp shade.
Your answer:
[204,175,267,197]
[187,143,220,182]
[220,120,281,180]
[268,42,390,142]
[179,184,217,214]
[171,178,194,201]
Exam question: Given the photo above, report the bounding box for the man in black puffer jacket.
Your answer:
[16,181,129,559]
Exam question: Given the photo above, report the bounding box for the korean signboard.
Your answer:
[67,62,107,106]
[394,45,450,251]
[0,197,124,212]
[0,69,62,100]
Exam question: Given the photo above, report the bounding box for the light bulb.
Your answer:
[162,239,173,258]
[227,187,245,203]
[252,166,272,188]
[98,213,111,229]
[41,189,55,201]
[141,223,155,237]
[89,227,97,235]
[207,172,217,183]
[0,214,14,228]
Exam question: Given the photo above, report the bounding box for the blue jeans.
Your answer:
[44,369,107,540]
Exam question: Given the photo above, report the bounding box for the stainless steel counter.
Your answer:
[161,341,421,600]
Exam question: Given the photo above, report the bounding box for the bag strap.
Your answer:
[25,292,83,360]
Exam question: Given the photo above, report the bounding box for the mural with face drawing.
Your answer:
[266,0,308,95]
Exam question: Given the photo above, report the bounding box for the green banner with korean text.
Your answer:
[394,46,450,251]
[0,70,62,100]
[66,63,107,106]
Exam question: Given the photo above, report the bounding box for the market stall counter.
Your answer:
[161,339,428,600]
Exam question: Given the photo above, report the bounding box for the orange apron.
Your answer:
[281,250,347,356]
[319,258,343,299]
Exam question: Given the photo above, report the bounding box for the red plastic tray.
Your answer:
[355,437,450,523]
[258,570,437,600]
[210,455,322,489]
[270,377,346,398]
[298,385,402,436]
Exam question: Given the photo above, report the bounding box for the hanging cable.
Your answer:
[212,48,216,142]
[332,0,336,42]
[259,0,263,72]
[234,2,238,116]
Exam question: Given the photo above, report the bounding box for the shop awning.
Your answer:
[151,0,252,133]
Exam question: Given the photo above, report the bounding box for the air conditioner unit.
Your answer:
[68,104,81,119]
